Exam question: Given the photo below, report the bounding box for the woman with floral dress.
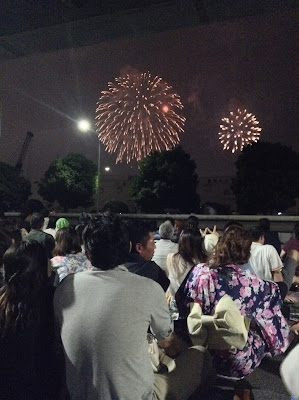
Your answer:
[182,225,290,378]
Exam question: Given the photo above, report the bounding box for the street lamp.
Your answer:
[77,119,101,213]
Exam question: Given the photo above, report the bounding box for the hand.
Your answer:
[158,332,188,358]
[199,227,208,238]
[206,225,219,237]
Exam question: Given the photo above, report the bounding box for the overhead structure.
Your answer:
[15,131,34,174]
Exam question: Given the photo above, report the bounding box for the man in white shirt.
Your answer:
[249,226,283,282]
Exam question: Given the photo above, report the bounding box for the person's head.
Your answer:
[185,215,199,233]
[259,218,270,232]
[0,241,49,336]
[248,226,265,243]
[159,220,174,240]
[178,229,206,265]
[30,213,44,230]
[53,227,81,256]
[47,215,57,229]
[223,220,244,231]
[83,213,130,270]
[174,219,184,234]
[55,218,69,231]
[75,223,86,246]
[126,219,155,261]
[213,225,252,266]
[294,223,299,240]
[202,233,219,256]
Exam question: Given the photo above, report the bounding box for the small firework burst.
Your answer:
[218,109,261,153]
[95,72,185,163]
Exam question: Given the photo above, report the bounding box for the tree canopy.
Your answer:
[38,153,97,211]
[232,141,299,214]
[130,146,200,213]
[0,162,31,212]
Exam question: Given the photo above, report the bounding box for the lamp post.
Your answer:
[77,119,101,213]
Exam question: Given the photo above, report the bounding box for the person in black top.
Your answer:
[124,219,170,291]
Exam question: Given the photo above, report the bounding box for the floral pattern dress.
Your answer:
[184,263,290,378]
[51,252,92,285]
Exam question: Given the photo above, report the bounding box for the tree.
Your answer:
[130,146,200,213]
[0,162,31,212]
[103,200,129,214]
[38,153,97,212]
[232,141,299,214]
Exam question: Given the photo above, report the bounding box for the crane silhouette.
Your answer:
[15,131,34,174]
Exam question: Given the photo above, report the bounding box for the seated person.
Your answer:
[54,214,212,400]
[248,226,283,282]
[259,217,281,254]
[0,241,63,399]
[182,225,290,379]
[51,226,92,284]
[125,219,169,291]
[23,212,55,258]
[152,221,178,271]
[281,222,299,257]
[166,229,206,320]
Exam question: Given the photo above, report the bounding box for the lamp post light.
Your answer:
[77,119,101,213]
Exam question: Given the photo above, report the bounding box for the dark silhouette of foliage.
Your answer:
[130,146,200,213]
[0,162,31,211]
[103,200,129,214]
[232,142,299,214]
[38,153,97,212]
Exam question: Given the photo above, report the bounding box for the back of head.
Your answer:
[248,226,264,242]
[47,216,57,229]
[203,233,219,256]
[178,229,206,265]
[56,218,70,231]
[223,220,244,231]
[126,219,151,253]
[1,241,48,335]
[30,213,44,230]
[259,218,270,232]
[53,227,81,256]
[83,213,130,270]
[159,220,174,240]
[294,222,299,240]
[185,215,199,233]
[213,225,252,266]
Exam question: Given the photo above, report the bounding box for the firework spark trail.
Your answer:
[95,72,185,163]
[218,109,262,153]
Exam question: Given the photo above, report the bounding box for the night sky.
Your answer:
[0,7,297,185]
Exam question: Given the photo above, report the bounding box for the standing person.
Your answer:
[0,241,63,399]
[152,220,178,271]
[183,225,290,379]
[54,214,211,400]
[125,219,170,291]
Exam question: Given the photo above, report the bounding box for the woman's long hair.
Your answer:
[212,225,252,267]
[52,226,81,257]
[172,229,206,275]
[0,240,48,337]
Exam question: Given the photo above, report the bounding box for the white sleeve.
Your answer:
[280,344,299,398]
[268,245,283,271]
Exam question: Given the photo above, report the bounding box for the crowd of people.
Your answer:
[0,211,298,400]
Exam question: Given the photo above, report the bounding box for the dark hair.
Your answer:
[294,222,299,240]
[125,219,151,253]
[0,241,48,337]
[185,216,199,233]
[75,224,86,246]
[30,213,44,229]
[47,216,57,229]
[53,227,81,256]
[223,220,244,231]
[248,226,264,242]
[259,218,270,232]
[83,213,130,270]
[0,230,12,265]
[178,229,206,265]
[213,225,252,266]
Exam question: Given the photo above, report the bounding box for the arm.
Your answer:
[149,280,173,339]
